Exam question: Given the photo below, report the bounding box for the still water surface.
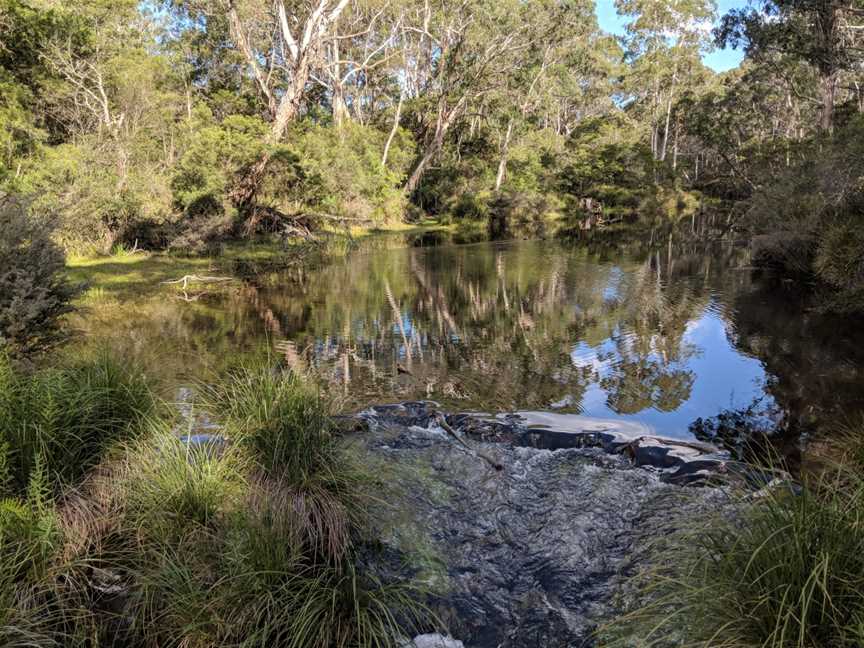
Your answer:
[78,235,864,445]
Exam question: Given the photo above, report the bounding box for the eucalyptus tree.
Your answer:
[397,0,556,195]
[717,0,864,133]
[486,0,601,192]
[617,0,717,162]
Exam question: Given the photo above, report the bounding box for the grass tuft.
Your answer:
[604,444,864,648]
[0,352,158,495]
[0,357,432,647]
[200,363,371,563]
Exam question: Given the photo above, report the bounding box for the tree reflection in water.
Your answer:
[72,236,864,443]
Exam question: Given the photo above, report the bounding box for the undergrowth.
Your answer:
[0,355,432,647]
[602,424,864,648]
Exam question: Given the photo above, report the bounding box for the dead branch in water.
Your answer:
[434,412,504,472]
[161,275,234,290]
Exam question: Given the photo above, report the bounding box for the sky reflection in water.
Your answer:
[77,237,864,443]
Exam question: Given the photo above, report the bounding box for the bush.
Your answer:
[0,197,78,356]
[752,230,817,276]
[283,121,412,225]
[0,360,430,647]
[0,457,65,648]
[201,364,340,482]
[171,115,413,240]
[26,141,175,255]
[0,352,158,495]
[813,221,864,312]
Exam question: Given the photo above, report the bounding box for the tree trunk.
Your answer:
[819,72,837,133]
[660,72,676,162]
[403,96,466,196]
[404,143,440,195]
[230,154,272,232]
[332,86,349,128]
[672,119,679,171]
[381,93,404,167]
[330,30,350,128]
[232,62,309,213]
[494,119,514,192]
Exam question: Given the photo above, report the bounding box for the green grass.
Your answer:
[64,224,464,301]
[118,423,248,543]
[0,356,432,647]
[0,352,159,495]
[199,363,372,563]
[604,448,864,648]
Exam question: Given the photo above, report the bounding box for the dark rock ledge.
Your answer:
[355,402,734,648]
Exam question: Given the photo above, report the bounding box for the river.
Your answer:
[75,233,864,458]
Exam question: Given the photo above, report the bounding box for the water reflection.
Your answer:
[74,236,864,442]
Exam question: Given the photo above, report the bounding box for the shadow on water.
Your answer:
[71,232,864,456]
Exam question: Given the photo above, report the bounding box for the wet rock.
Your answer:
[403,634,465,648]
[360,403,728,648]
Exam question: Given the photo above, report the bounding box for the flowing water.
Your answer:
[78,233,864,452]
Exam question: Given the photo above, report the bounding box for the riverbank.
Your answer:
[65,224,458,299]
[10,224,864,646]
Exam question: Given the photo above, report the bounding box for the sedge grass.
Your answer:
[603,454,864,648]
[0,359,433,647]
[199,363,373,562]
[0,352,158,495]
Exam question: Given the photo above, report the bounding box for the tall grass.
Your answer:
[605,439,864,648]
[0,352,158,494]
[200,363,336,480]
[0,358,430,647]
[200,363,371,563]
[118,423,248,543]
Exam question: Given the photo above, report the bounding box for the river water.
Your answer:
[78,233,864,453]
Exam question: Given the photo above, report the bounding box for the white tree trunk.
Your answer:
[382,93,404,167]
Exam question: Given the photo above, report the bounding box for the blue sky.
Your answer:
[594,0,748,72]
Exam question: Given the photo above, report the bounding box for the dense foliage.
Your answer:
[2,0,864,312]
[0,355,428,646]
[605,425,864,648]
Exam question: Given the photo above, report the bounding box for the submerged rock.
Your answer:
[360,403,729,648]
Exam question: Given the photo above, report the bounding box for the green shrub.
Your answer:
[171,116,412,238]
[752,230,817,276]
[201,364,337,482]
[283,121,411,225]
[171,111,268,218]
[0,197,78,356]
[813,222,864,312]
[26,141,175,254]
[255,563,429,648]
[451,191,492,221]
[0,360,429,647]
[0,352,157,494]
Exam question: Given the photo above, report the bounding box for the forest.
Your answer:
[0,0,862,309]
[4,0,864,647]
